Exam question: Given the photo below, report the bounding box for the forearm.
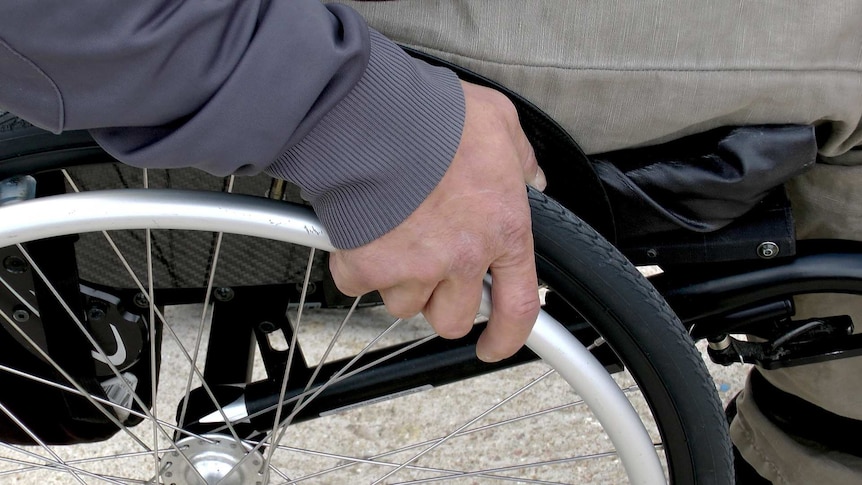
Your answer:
[0,1,464,248]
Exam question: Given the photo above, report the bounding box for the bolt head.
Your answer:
[133,293,149,308]
[213,287,235,302]
[3,256,27,274]
[295,281,318,294]
[757,242,780,259]
[88,307,106,321]
[12,309,29,323]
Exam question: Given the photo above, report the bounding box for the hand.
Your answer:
[330,80,546,362]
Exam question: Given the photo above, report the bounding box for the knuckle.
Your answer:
[414,261,445,285]
[329,251,402,295]
[498,210,533,248]
[452,243,487,277]
[501,293,541,322]
[329,256,361,296]
[487,89,518,118]
[380,283,432,320]
[501,99,519,122]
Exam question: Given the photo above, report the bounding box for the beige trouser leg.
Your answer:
[730,167,862,484]
[337,1,862,483]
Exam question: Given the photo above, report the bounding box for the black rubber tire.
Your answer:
[0,113,732,483]
[529,188,733,483]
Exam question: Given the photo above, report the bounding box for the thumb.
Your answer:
[517,137,546,192]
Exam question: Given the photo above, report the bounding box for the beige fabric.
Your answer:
[788,163,862,242]
[337,1,862,481]
[731,378,862,484]
[338,0,862,157]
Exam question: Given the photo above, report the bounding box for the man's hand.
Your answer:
[330,81,545,362]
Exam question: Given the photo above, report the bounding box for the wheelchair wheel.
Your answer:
[0,117,731,483]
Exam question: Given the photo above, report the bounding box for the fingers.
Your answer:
[422,276,484,339]
[379,282,434,319]
[476,234,540,362]
[332,249,448,320]
[328,252,371,297]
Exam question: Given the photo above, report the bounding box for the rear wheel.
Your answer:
[0,116,731,483]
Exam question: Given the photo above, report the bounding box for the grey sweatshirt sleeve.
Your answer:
[0,1,464,249]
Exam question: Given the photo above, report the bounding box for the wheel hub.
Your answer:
[160,434,264,485]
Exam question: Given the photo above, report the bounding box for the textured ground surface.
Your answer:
[3,300,750,484]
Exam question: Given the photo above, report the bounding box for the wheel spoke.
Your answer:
[268,296,362,461]
[0,274,40,317]
[296,296,362,403]
[173,175,246,447]
[263,247,317,483]
[265,442,572,485]
[0,402,89,484]
[287,394,603,485]
[0,451,135,485]
[283,369,554,484]
[277,317,420,424]
[0,444,186,484]
[143,168,160,483]
[369,369,559,484]
[389,453,624,485]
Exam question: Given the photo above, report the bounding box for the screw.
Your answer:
[646,248,659,259]
[295,282,317,294]
[259,321,277,333]
[87,305,106,321]
[757,242,780,259]
[133,292,149,309]
[3,256,27,274]
[12,308,29,323]
[213,287,235,302]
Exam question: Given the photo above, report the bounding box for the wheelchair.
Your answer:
[2,55,857,484]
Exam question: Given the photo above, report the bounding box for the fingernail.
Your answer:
[529,166,547,192]
[476,349,502,363]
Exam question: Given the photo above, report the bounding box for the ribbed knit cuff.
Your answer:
[266,29,465,249]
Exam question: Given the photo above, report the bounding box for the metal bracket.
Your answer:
[707,315,859,369]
